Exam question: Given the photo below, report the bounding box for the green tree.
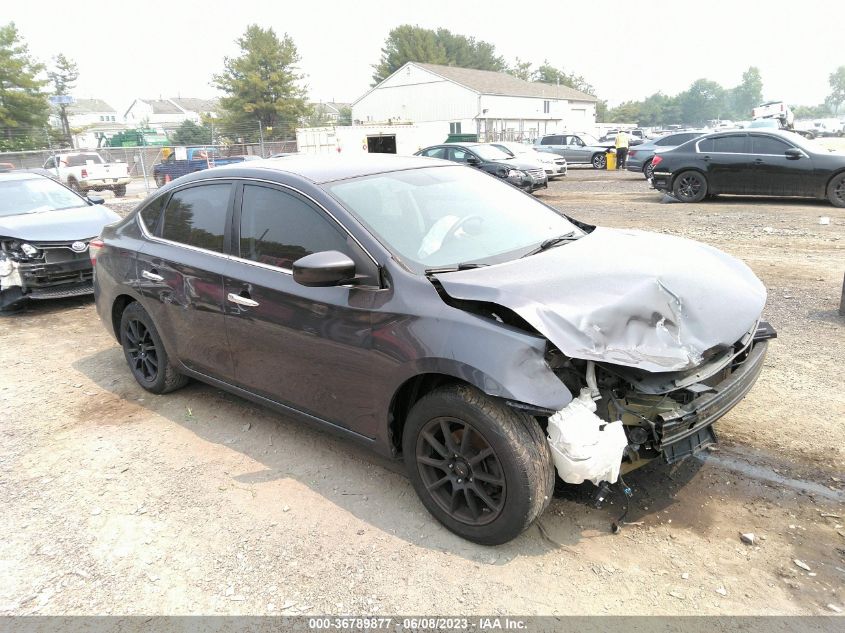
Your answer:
[371,25,505,85]
[677,79,725,126]
[507,57,533,81]
[336,105,352,126]
[171,119,213,145]
[0,22,49,150]
[212,25,309,142]
[827,66,845,114]
[532,61,595,95]
[792,103,832,119]
[47,53,78,143]
[726,66,762,119]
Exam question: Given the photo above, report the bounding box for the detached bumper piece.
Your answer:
[657,337,770,464]
[29,281,93,300]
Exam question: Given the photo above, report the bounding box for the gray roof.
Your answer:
[146,99,183,114]
[67,99,116,114]
[415,63,597,102]
[170,97,218,113]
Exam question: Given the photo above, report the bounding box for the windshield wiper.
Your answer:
[521,231,579,258]
[424,262,488,275]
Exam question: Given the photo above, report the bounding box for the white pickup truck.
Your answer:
[751,101,795,129]
[44,151,131,197]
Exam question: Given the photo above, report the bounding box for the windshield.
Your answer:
[0,177,87,217]
[579,134,601,145]
[326,165,583,272]
[471,145,512,161]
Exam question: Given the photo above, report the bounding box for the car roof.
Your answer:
[0,171,43,182]
[193,154,448,185]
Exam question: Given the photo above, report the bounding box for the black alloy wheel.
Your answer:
[827,173,845,208]
[673,170,708,202]
[124,317,159,383]
[415,417,506,526]
[644,159,655,179]
[403,385,554,544]
[119,302,188,394]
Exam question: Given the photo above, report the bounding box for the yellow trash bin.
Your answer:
[605,150,616,170]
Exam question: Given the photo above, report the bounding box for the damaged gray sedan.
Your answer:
[93,156,775,545]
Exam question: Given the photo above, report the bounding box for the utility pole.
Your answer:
[258,119,265,157]
[45,128,58,178]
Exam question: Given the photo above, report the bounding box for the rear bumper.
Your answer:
[657,336,771,463]
[651,172,671,192]
[81,177,130,188]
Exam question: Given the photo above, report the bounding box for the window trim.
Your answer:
[136,180,236,260]
[695,134,750,155]
[138,176,381,279]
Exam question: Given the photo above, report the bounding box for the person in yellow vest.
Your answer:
[614,130,629,170]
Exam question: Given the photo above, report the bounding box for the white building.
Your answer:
[352,62,598,142]
[50,98,127,148]
[123,97,218,132]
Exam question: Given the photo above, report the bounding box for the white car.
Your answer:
[492,142,567,178]
[44,151,131,197]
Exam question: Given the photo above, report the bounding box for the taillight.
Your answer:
[651,155,663,169]
[89,239,104,265]
[81,168,88,178]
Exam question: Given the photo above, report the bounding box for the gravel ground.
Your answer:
[1,169,843,617]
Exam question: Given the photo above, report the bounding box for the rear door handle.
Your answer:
[227,292,259,308]
[754,158,764,164]
[142,270,163,282]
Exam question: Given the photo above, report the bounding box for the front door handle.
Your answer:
[227,292,259,308]
[754,158,764,164]
[142,270,163,282]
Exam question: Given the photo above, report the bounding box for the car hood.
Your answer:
[434,227,766,373]
[0,204,122,241]
[489,159,544,170]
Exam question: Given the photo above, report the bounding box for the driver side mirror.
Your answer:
[293,250,356,287]
[87,194,105,205]
[784,148,803,160]
[466,156,480,165]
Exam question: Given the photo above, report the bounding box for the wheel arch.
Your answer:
[824,168,845,191]
[110,293,138,342]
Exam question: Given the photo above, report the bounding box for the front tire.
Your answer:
[119,302,188,394]
[403,384,554,545]
[672,170,708,202]
[827,173,845,208]
[592,153,606,169]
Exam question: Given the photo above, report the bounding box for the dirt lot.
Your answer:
[1,169,843,617]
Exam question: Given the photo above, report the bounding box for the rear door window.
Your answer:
[541,135,564,145]
[139,196,166,234]
[160,183,232,253]
[711,135,749,153]
[421,147,447,159]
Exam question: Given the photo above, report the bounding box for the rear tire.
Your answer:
[67,177,81,193]
[827,173,845,208]
[113,184,127,197]
[643,159,654,179]
[119,302,188,394]
[592,153,606,169]
[672,170,708,203]
[402,384,554,545]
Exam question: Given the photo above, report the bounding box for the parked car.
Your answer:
[599,131,644,146]
[415,143,547,192]
[490,141,567,178]
[626,131,707,178]
[153,147,250,187]
[650,129,845,207]
[44,151,131,197]
[0,172,120,311]
[0,162,16,173]
[533,133,613,169]
[94,155,775,544]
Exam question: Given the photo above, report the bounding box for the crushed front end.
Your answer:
[545,321,777,481]
[0,238,94,309]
